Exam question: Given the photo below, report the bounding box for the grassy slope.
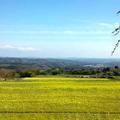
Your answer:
[0,77,120,120]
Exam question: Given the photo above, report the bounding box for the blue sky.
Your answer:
[0,0,120,58]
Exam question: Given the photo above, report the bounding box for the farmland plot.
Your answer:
[0,77,120,120]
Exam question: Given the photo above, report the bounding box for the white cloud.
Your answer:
[0,44,37,52]
[98,22,120,29]
[63,30,110,35]
[98,23,113,28]
[0,30,110,35]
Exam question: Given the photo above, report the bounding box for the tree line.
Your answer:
[0,66,120,80]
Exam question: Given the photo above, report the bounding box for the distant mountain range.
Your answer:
[0,57,120,70]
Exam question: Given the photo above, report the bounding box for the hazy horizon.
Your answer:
[0,0,120,58]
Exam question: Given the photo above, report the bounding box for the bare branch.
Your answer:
[112,26,120,35]
[111,40,120,56]
[117,11,120,14]
[113,31,120,36]
[111,11,120,55]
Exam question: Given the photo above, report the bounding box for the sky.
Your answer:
[0,0,120,58]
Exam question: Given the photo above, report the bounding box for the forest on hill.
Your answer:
[0,58,120,79]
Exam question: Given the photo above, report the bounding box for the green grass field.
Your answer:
[0,77,120,120]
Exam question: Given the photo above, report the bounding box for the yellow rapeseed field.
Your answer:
[0,77,120,120]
